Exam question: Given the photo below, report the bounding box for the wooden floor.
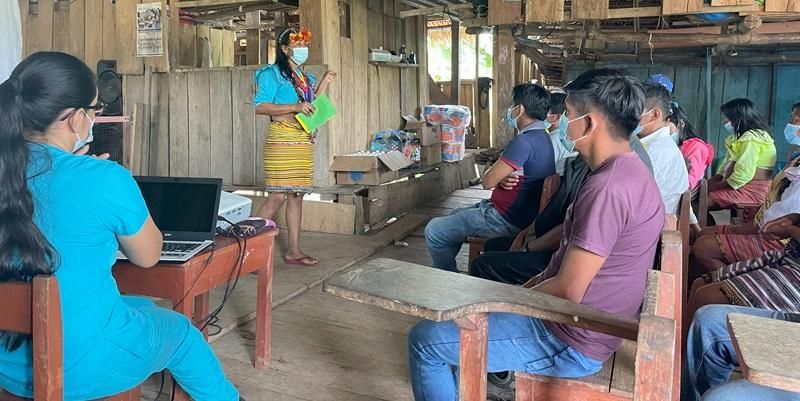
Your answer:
[189,186,491,401]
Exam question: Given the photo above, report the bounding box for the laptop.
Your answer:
[117,176,223,263]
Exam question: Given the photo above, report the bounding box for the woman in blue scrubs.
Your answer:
[0,52,242,400]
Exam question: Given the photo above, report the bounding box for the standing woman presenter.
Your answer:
[253,28,336,266]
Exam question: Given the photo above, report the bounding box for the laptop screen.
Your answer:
[135,177,222,241]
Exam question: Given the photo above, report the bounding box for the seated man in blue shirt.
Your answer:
[425,83,555,271]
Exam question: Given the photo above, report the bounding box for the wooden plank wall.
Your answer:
[566,62,800,170]
[122,67,269,186]
[18,0,230,73]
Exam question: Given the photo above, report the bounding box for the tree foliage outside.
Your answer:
[427,27,493,82]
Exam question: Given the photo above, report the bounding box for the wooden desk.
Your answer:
[113,229,277,369]
[728,313,800,393]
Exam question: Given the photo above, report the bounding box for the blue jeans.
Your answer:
[682,305,800,401]
[408,312,602,401]
[425,200,521,271]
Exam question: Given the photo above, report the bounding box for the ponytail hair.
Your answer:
[274,27,297,82]
[0,51,95,351]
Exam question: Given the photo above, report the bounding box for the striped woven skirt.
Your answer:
[709,179,772,209]
[263,121,313,193]
[707,240,800,312]
[714,224,787,264]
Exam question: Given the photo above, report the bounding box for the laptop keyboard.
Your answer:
[162,242,203,254]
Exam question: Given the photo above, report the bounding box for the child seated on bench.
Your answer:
[682,305,800,401]
[424,84,555,271]
[409,69,665,401]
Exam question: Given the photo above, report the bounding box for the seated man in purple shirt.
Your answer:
[408,68,665,401]
[425,83,555,271]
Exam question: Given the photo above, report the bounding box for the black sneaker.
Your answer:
[487,371,515,401]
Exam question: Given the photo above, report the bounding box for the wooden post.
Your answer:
[474,32,481,144]
[455,313,489,401]
[493,28,516,148]
[416,15,429,109]
[451,20,461,105]
[246,11,261,65]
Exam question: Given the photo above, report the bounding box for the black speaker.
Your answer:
[96,60,123,116]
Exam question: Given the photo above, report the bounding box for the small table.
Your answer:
[728,313,800,393]
[113,229,278,369]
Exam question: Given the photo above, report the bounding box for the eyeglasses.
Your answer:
[59,101,107,121]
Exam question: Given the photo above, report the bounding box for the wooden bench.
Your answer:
[0,277,142,401]
[323,228,683,401]
[467,174,561,264]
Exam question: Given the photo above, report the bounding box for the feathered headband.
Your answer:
[279,28,312,46]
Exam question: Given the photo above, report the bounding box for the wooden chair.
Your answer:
[0,277,142,401]
[696,179,709,228]
[515,224,685,401]
[467,174,561,264]
[324,228,683,401]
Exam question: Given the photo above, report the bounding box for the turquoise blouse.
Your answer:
[0,144,149,398]
[253,64,317,106]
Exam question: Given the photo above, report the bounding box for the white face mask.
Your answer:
[73,110,95,153]
[785,123,800,146]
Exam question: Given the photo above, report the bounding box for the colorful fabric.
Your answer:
[492,121,555,230]
[680,137,713,190]
[706,240,800,313]
[714,224,786,264]
[253,64,317,106]
[263,121,313,193]
[647,74,674,93]
[709,179,771,209]
[716,129,776,189]
[541,152,664,361]
[290,68,315,103]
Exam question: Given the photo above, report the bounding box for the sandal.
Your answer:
[283,255,319,267]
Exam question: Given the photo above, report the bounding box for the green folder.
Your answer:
[295,94,337,133]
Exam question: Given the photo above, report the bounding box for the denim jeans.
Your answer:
[682,305,800,401]
[425,200,521,271]
[408,312,602,401]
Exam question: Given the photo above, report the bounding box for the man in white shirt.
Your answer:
[638,82,696,224]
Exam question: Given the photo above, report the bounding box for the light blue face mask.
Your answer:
[291,47,309,65]
[73,110,95,153]
[506,105,520,130]
[785,123,800,146]
[543,120,552,131]
[558,114,589,153]
[552,113,569,142]
[724,121,735,135]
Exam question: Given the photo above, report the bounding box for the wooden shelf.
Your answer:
[369,62,420,68]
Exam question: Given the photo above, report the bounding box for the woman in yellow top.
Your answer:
[707,98,776,210]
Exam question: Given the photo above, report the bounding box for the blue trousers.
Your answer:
[408,313,602,401]
[682,305,800,401]
[425,200,520,271]
[88,296,240,401]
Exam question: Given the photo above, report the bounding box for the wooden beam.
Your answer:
[525,0,565,23]
[521,26,800,47]
[245,11,261,65]
[607,6,662,19]
[399,3,472,18]
[451,19,461,104]
[492,29,515,148]
[176,0,296,8]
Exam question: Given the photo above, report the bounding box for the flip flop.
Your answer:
[283,255,319,267]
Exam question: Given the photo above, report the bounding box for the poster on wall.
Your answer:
[136,2,163,57]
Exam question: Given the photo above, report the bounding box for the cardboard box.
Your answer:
[402,115,441,146]
[330,150,413,185]
[421,144,443,165]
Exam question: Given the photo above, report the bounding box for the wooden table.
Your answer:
[728,313,800,393]
[113,228,278,369]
